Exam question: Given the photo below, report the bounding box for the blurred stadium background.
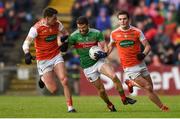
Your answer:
[0,0,179,117]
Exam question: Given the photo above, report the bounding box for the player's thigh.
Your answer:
[92,78,105,91]
[99,63,116,79]
[54,62,67,80]
[43,71,56,87]
[134,76,152,90]
[143,74,153,88]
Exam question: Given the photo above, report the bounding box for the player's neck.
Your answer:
[120,25,130,31]
[41,18,49,27]
[42,18,53,27]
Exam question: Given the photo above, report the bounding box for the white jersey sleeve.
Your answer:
[139,30,146,42]
[27,27,38,39]
[110,33,115,43]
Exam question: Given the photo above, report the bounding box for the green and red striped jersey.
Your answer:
[68,28,104,68]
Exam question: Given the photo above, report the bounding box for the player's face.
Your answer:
[77,24,89,35]
[47,15,57,26]
[118,14,129,29]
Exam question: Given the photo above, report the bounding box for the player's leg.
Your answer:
[124,62,169,111]
[54,62,76,112]
[143,75,169,112]
[83,62,116,112]
[133,75,169,112]
[99,63,136,105]
[42,71,57,94]
[124,63,146,93]
[39,76,45,88]
[37,60,57,93]
[125,79,135,93]
[73,79,80,95]
[91,78,116,112]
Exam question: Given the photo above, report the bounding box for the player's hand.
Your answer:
[60,42,68,52]
[137,53,146,61]
[94,51,107,60]
[25,52,34,64]
[60,35,69,43]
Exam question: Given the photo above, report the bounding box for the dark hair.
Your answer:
[43,7,58,18]
[76,16,89,25]
[117,10,130,19]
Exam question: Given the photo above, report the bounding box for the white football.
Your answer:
[89,46,103,60]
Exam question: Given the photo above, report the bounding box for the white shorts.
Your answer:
[124,62,149,80]
[83,59,105,82]
[37,53,64,76]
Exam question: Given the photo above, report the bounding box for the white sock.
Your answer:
[68,106,73,111]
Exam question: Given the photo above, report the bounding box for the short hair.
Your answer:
[43,7,58,18]
[117,10,130,19]
[76,16,89,25]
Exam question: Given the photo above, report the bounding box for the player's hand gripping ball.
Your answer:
[89,46,107,60]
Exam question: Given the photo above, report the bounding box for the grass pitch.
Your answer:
[0,95,179,118]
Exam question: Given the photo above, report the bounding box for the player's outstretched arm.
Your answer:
[57,27,69,52]
[22,36,34,64]
[107,41,114,55]
[137,40,151,61]
[98,41,108,53]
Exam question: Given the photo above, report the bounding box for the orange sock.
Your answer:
[66,99,73,106]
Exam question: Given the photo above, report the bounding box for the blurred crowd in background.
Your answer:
[70,0,180,66]
[0,0,33,43]
[0,0,179,66]
[0,0,33,64]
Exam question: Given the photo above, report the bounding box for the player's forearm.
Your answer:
[98,41,107,52]
[103,43,109,53]
[141,39,151,56]
[57,33,62,46]
[61,28,69,36]
[22,37,33,54]
[143,44,151,56]
[107,43,113,55]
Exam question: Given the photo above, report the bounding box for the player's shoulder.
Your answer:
[70,30,79,37]
[89,28,100,33]
[111,27,120,34]
[130,25,142,33]
[33,18,46,29]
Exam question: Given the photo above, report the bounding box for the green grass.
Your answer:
[0,95,179,118]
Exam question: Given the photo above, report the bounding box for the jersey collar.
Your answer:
[119,25,132,31]
[79,28,90,36]
[40,18,58,27]
[40,18,49,27]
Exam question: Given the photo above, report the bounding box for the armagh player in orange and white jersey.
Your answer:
[108,10,169,112]
[110,25,145,69]
[22,7,76,112]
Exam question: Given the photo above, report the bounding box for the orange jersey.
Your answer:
[29,18,63,60]
[110,26,146,68]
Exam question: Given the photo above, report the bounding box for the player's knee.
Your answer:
[49,86,58,94]
[99,88,106,94]
[112,74,120,83]
[145,84,153,92]
[61,77,68,87]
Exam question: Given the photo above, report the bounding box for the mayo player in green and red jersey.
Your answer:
[108,10,169,112]
[22,7,76,112]
[68,16,136,112]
